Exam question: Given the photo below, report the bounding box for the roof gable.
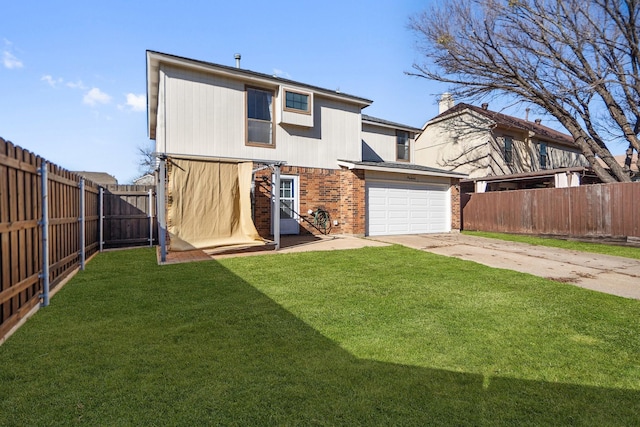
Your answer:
[362,114,421,133]
[429,103,575,146]
[147,51,373,140]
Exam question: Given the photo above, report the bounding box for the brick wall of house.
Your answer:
[339,168,366,235]
[252,165,366,238]
[450,179,461,230]
[253,164,458,237]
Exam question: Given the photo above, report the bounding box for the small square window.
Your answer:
[284,90,310,113]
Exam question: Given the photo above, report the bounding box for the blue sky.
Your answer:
[8,0,619,184]
[2,0,451,182]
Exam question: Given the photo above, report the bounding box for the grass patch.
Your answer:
[1,246,639,425]
[464,230,640,260]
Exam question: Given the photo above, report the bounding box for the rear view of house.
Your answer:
[146,51,465,251]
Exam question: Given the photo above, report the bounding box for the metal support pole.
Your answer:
[273,165,281,250]
[158,158,167,262]
[40,162,50,307]
[99,187,104,252]
[148,188,153,247]
[79,178,86,270]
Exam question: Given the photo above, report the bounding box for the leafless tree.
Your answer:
[136,143,156,177]
[409,0,639,182]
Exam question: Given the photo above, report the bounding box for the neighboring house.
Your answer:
[414,94,589,179]
[146,51,465,250]
[133,173,155,186]
[460,166,603,194]
[598,154,640,181]
[74,171,118,186]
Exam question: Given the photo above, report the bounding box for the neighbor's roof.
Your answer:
[597,154,640,173]
[460,166,592,183]
[74,171,118,186]
[337,160,468,179]
[362,114,422,133]
[428,103,575,146]
[147,50,374,140]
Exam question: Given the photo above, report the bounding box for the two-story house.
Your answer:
[414,94,589,186]
[146,51,466,251]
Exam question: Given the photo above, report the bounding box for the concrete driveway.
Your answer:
[372,233,640,300]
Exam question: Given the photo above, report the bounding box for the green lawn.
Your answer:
[464,230,640,260]
[1,246,639,426]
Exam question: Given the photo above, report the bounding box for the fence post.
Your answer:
[79,178,86,270]
[273,165,281,250]
[99,187,104,252]
[148,188,153,247]
[40,162,50,307]
[158,158,167,262]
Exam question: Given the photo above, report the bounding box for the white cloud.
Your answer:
[67,80,87,90]
[3,51,23,69]
[273,68,291,79]
[83,87,111,106]
[41,75,63,88]
[123,93,146,112]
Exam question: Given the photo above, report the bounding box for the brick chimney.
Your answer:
[439,93,454,113]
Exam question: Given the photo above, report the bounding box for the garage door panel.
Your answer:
[367,181,450,236]
[388,211,409,219]
[410,211,428,220]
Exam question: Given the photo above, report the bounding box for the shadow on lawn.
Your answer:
[1,248,639,426]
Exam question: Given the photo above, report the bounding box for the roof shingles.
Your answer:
[432,103,575,146]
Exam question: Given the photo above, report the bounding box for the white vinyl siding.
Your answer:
[159,65,360,169]
[362,123,414,163]
[366,180,450,236]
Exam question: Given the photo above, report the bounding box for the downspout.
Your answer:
[40,162,50,307]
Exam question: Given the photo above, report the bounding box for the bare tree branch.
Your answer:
[409,0,639,182]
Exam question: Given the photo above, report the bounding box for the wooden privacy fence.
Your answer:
[101,185,157,249]
[0,137,157,342]
[462,182,640,239]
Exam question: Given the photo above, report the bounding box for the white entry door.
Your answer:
[273,175,299,235]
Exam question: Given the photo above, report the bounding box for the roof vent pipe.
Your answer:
[234,53,241,68]
[535,118,542,124]
[481,103,489,110]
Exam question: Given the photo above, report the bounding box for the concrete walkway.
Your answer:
[162,234,390,264]
[373,233,640,300]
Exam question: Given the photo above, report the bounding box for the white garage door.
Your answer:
[366,181,450,236]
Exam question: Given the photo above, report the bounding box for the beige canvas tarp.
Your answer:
[167,158,265,251]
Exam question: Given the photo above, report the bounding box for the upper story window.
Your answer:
[246,87,275,146]
[539,142,548,169]
[396,130,410,161]
[284,90,311,114]
[503,136,513,165]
